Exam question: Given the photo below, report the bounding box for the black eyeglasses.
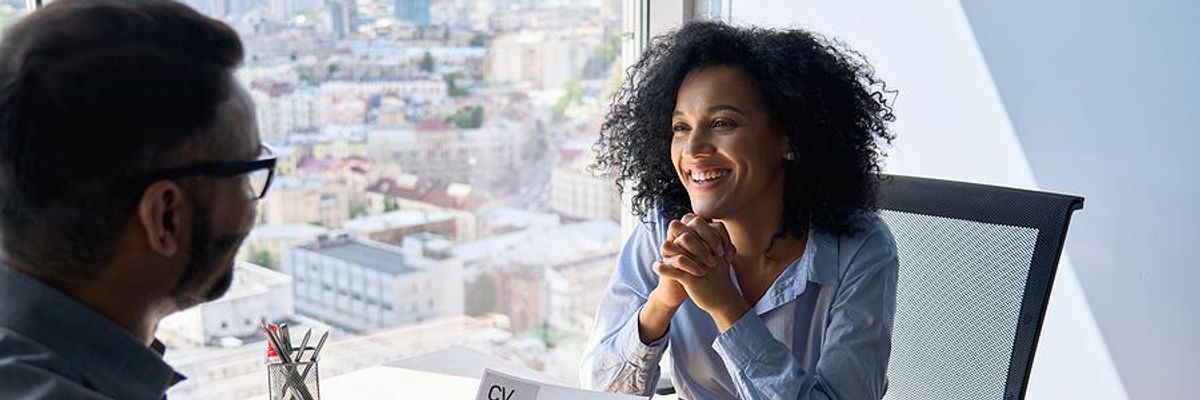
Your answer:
[126,144,278,200]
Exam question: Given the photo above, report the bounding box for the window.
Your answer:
[144,0,635,398]
[0,2,26,36]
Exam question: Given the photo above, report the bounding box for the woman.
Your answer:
[581,21,899,400]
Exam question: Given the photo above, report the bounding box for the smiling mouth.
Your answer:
[686,168,731,188]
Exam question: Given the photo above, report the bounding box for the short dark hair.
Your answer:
[593,21,895,237]
[0,0,244,279]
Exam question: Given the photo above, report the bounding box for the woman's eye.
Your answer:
[712,119,736,129]
[672,124,690,133]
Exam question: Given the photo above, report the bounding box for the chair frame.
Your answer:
[877,174,1084,400]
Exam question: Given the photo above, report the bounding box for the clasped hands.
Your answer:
[649,213,750,332]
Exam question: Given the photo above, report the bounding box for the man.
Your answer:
[0,1,273,399]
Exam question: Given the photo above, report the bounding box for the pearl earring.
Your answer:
[784,151,795,161]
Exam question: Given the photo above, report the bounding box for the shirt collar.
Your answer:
[0,263,186,399]
[746,228,840,316]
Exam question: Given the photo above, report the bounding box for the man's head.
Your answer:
[0,0,266,311]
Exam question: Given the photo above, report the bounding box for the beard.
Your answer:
[171,203,246,310]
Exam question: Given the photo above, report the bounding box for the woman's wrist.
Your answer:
[711,301,751,333]
[638,293,680,344]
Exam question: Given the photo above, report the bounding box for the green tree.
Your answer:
[349,205,368,219]
[592,33,622,66]
[469,33,489,47]
[465,272,497,316]
[250,248,275,269]
[443,72,471,98]
[445,105,484,129]
[419,51,435,73]
[553,79,583,118]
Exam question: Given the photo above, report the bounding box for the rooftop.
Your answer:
[367,176,489,212]
[343,209,455,233]
[299,236,418,275]
[454,220,620,266]
[216,262,293,302]
[481,207,561,232]
[248,224,329,240]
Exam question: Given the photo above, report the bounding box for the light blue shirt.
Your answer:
[581,210,898,400]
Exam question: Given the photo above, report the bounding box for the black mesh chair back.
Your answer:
[877,175,1083,400]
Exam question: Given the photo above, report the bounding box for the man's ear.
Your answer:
[137,181,187,257]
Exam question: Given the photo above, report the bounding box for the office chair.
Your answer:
[653,175,1083,399]
[878,175,1083,400]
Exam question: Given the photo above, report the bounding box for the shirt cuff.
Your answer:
[712,311,772,370]
[615,304,669,367]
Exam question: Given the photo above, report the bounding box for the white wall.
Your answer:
[725,1,1127,399]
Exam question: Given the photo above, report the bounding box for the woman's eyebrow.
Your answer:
[708,104,747,116]
[672,104,747,117]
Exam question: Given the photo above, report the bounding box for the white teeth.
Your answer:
[690,170,729,182]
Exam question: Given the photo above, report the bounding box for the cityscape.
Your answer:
[66,0,633,398]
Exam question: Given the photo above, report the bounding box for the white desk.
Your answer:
[249,365,680,399]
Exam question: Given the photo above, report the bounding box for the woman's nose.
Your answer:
[682,127,716,158]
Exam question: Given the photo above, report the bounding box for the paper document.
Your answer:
[475,369,648,400]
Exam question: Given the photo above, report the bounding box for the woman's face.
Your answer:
[670,66,788,219]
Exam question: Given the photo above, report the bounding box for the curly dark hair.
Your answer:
[592,21,896,239]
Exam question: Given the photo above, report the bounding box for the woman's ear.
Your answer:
[137,181,187,257]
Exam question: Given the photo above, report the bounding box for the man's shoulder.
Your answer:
[0,327,110,399]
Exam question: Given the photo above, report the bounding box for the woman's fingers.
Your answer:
[685,216,727,259]
[660,240,685,258]
[710,220,735,262]
[662,232,712,265]
[663,254,706,277]
[668,215,734,266]
[655,260,697,281]
[666,219,696,243]
[674,232,717,265]
[681,213,698,225]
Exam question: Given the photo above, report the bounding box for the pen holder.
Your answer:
[268,361,320,400]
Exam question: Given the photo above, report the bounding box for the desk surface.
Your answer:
[249,366,680,399]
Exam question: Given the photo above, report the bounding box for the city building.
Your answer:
[261,176,352,228]
[292,126,370,160]
[454,220,621,334]
[285,234,464,332]
[158,262,295,348]
[329,0,359,41]
[294,157,375,215]
[316,80,447,126]
[487,26,604,90]
[273,145,300,177]
[366,119,527,194]
[237,223,329,269]
[365,174,493,241]
[250,82,319,144]
[543,253,615,333]
[394,0,431,26]
[478,207,560,237]
[343,209,459,245]
[304,45,487,82]
[550,151,621,222]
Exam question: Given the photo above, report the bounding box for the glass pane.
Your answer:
[0,1,28,36]
[152,1,627,399]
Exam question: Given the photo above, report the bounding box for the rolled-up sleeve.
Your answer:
[712,225,899,400]
[580,218,669,396]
